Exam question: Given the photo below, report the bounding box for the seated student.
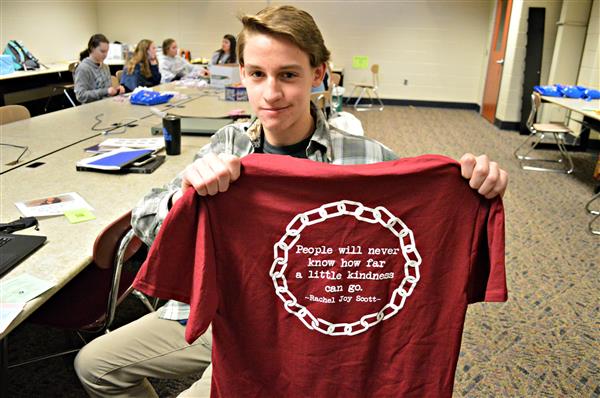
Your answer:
[74,34,125,103]
[209,34,237,65]
[158,38,208,83]
[120,39,161,92]
[74,5,508,397]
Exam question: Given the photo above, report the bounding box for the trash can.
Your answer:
[332,86,345,113]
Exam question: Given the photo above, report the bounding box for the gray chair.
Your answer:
[513,92,575,174]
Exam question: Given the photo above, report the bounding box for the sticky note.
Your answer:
[352,56,369,69]
[64,208,96,223]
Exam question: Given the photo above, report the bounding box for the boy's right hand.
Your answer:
[172,153,241,204]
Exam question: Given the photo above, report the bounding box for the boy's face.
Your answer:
[240,33,325,143]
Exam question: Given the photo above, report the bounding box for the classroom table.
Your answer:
[0,89,227,174]
[0,124,211,391]
[541,96,600,150]
[0,82,251,391]
[0,61,125,106]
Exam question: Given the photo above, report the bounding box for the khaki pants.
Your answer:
[74,311,212,397]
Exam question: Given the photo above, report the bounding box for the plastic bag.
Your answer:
[556,84,587,99]
[129,89,174,106]
[0,54,15,75]
[583,89,600,100]
[533,85,562,97]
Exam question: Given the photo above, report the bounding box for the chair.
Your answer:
[10,211,153,367]
[346,64,384,111]
[586,192,600,235]
[44,61,78,112]
[0,105,30,125]
[513,92,575,174]
[111,75,119,88]
[116,69,123,84]
[311,67,343,116]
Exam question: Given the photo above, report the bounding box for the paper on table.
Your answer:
[99,137,165,151]
[0,302,26,334]
[15,192,94,217]
[0,273,55,304]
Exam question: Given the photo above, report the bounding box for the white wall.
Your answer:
[96,0,494,104]
[578,0,599,88]
[0,0,98,63]
[290,0,494,103]
[495,0,563,122]
[97,1,264,61]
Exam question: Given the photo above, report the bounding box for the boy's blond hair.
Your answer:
[237,5,331,68]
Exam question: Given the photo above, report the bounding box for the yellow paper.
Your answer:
[64,208,96,224]
[352,56,369,70]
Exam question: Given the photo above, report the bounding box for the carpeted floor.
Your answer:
[6,105,600,397]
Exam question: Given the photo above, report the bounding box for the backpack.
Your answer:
[3,40,40,71]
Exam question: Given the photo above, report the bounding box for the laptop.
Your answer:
[0,233,46,277]
[151,117,234,136]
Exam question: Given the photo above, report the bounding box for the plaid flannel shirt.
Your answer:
[132,106,398,321]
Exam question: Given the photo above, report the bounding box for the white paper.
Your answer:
[0,273,55,304]
[0,302,26,334]
[15,192,94,217]
[100,137,165,151]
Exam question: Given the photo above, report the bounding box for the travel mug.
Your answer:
[162,115,181,155]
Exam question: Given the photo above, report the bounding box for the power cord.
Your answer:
[1,143,30,165]
[91,113,139,135]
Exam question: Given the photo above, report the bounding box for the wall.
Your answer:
[96,1,264,62]
[96,0,494,105]
[495,0,563,123]
[0,0,98,63]
[577,0,598,88]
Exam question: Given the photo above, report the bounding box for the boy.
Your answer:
[75,5,507,397]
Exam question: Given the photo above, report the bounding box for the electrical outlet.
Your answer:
[404,79,408,86]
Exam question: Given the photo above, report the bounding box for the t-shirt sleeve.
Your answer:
[467,197,507,303]
[133,189,218,343]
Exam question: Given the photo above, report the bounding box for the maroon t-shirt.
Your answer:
[134,154,507,398]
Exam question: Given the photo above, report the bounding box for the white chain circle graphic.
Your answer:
[270,200,422,336]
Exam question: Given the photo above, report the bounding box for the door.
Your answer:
[481,0,513,123]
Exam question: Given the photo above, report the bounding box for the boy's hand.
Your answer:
[172,153,241,204]
[460,153,508,199]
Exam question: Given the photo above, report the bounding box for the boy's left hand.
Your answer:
[459,153,508,199]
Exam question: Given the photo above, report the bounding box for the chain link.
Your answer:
[271,200,422,336]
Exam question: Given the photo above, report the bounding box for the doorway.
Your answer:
[482,0,513,123]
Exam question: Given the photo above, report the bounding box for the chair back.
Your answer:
[28,211,145,332]
[527,92,541,130]
[116,69,123,83]
[331,72,341,87]
[0,105,31,125]
[68,61,79,73]
[111,76,119,88]
[371,64,380,88]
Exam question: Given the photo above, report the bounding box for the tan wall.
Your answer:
[495,0,563,123]
[96,0,494,104]
[0,0,98,63]
[96,1,264,62]
[578,0,599,88]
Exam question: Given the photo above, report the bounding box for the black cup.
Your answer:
[162,115,181,155]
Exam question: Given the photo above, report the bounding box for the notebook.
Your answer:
[151,117,234,136]
[0,233,46,277]
[76,148,155,172]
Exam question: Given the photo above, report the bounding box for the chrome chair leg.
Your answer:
[585,191,600,215]
[514,132,572,173]
[64,89,76,108]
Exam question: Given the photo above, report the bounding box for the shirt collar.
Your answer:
[244,103,333,162]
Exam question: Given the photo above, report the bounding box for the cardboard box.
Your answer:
[225,85,248,101]
[209,64,240,88]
